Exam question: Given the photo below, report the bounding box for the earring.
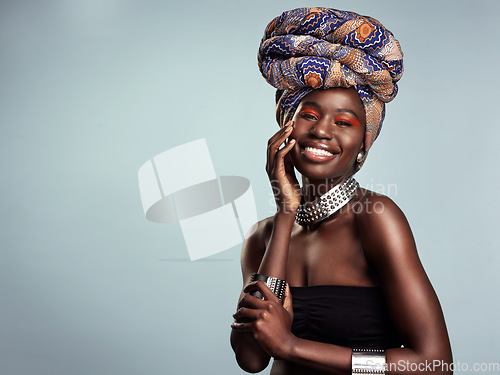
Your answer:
[356,152,364,163]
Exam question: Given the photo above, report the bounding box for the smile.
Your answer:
[301,146,338,162]
[304,146,333,156]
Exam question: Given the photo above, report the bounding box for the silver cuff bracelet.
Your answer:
[250,273,287,301]
[351,349,385,375]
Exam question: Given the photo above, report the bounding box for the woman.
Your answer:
[230,7,452,375]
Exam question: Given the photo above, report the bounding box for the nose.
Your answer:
[309,117,333,139]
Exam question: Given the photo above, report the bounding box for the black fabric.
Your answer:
[290,285,402,349]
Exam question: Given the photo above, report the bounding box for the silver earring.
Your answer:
[356,152,364,163]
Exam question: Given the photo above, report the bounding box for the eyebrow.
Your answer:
[336,108,360,120]
[301,101,321,109]
[300,102,360,120]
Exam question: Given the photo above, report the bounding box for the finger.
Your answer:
[243,280,269,295]
[266,121,293,147]
[230,321,253,333]
[277,138,296,158]
[244,280,280,304]
[243,280,264,293]
[267,129,293,175]
[239,289,268,309]
[284,151,300,186]
[267,124,293,158]
[266,125,294,174]
[257,281,281,303]
[233,307,260,322]
[284,151,295,174]
[273,139,296,175]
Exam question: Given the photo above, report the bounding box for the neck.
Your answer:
[301,175,352,204]
[295,175,359,226]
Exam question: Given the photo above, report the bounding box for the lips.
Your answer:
[304,146,333,157]
[299,142,339,163]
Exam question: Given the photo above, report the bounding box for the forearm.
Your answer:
[281,336,351,375]
[257,212,295,279]
[281,337,452,375]
[385,347,453,375]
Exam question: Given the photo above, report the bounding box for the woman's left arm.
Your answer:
[357,194,453,374]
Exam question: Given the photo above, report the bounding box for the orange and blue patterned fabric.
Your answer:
[258,7,404,156]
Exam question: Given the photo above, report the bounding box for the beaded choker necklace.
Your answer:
[295,177,359,226]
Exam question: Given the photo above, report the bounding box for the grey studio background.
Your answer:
[1,0,499,374]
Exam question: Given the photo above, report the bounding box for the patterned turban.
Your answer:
[258,7,403,159]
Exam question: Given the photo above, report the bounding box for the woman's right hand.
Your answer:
[232,281,295,359]
[266,121,301,215]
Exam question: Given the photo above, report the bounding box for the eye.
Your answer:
[335,120,352,126]
[334,116,359,127]
[299,110,319,121]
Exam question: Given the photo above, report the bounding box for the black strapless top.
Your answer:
[290,285,402,349]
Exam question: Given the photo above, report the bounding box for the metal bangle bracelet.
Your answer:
[351,349,386,375]
[249,273,287,301]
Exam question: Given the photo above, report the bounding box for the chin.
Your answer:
[294,161,353,181]
[297,167,351,183]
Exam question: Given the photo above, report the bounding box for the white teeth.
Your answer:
[305,146,333,156]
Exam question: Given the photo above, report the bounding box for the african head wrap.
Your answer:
[258,7,403,157]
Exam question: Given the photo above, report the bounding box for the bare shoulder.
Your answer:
[352,189,432,309]
[353,188,407,224]
[352,188,417,264]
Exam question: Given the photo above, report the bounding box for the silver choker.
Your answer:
[295,177,359,226]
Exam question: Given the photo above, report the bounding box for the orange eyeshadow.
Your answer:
[300,109,319,116]
[334,115,359,126]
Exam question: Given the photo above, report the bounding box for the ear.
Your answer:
[358,140,365,155]
[355,141,366,167]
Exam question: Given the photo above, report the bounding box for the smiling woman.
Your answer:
[230,7,452,375]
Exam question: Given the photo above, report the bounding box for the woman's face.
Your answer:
[289,87,366,182]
